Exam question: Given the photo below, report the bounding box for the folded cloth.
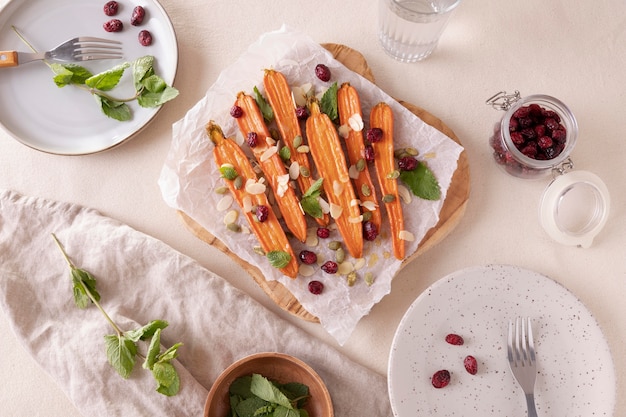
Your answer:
[0,190,391,417]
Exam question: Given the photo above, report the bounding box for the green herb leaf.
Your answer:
[132,55,156,89]
[253,86,274,124]
[266,251,292,269]
[219,165,238,180]
[152,362,180,396]
[399,162,441,200]
[300,178,324,219]
[104,334,137,379]
[250,374,293,409]
[93,95,132,121]
[137,85,179,108]
[71,268,100,308]
[85,62,130,91]
[51,63,93,87]
[320,82,338,121]
[235,396,271,417]
[125,320,169,343]
[143,328,162,370]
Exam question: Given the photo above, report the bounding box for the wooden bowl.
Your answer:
[204,352,334,417]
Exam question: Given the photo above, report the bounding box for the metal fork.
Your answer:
[0,37,123,68]
[508,317,538,417]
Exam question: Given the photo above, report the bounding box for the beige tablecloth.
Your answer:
[0,189,390,416]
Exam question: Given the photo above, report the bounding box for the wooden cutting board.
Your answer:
[178,44,470,322]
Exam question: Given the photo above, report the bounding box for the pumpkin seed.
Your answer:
[386,170,400,180]
[226,223,241,232]
[233,175,243,190]
[335,247,346,263]
[356,158,366,172]
[361,184,371,197]
[293,135,303,148]
[383,194,396,203]
[299,166,311,177]
[346,271,357,287]
[328,240,342,251]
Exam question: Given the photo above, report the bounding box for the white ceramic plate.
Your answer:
[0,0,177,155]
[388,264,615,417]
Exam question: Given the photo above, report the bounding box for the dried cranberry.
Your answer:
[316,227,330,238]
[138,30,152,46]
[366,128,383,143]
[537,136,553,149]
[295,106,309,120]
[552,128,566,143]
[363,221,378,241]
[544,117,560,131]
[103,1,119,16]
[445,333,464,345]
[255,205,269,222]
[398,156,418,171]
[321,261,338,274]
[512,107,530,119]
[131,5,146,26]
[431,370,451,388]
[510,132,525,145]
[464,355,478,375]
[315,64,331,82]
[308,280,324,295]
[299,250,317,265]
[247,132,259,148]
[230,105,243,118]
[103,19,123,32]
[364,144,375,163]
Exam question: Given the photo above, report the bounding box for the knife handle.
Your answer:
[0,51,18,67]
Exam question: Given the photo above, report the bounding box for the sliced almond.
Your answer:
[399,230,415,241]
[398,184,412,204]
[260,146,278,162]
[330,203,343,219]
[299,264,316,277]
[289,161,300,180]
[333,180,344,197]
[223,209,238,225]
[348,113,364,132]
[216,195,234,211]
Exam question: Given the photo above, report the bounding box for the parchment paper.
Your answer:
[159,25,463,344]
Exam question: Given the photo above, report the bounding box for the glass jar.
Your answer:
[488,92,578,179]
[486,91,610,247]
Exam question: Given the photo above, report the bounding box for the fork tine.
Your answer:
[507,320,514,363]
[74,36,122,45]
[526,317,536,362]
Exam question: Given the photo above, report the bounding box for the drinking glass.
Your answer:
[378,0,461,62]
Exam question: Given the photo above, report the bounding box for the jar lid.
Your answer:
[539,171,610,247]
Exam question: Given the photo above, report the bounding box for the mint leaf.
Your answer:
[300,178,324,218]
[143,328,162,370]
[125,320,169,342]
[137,85,179,108]
[104,334,138,379]
[253,86,274,124]
[250,374,293,409]
[86,62,130,91]
[235,396,271,417]
[152,362,180,396]
[157,342,182,363]
[51,63,93,87]
[219,165,238,180]
[266,251,292,269]
[71,268,100,308]
[94,95,132,121]
[132,55,155,89]
[399,162,441,200]
[320,82,338,121]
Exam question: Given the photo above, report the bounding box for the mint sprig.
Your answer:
[50,55,178,121]
[52,233,183,396]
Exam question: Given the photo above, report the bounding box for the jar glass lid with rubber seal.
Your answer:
[486,91,610,247]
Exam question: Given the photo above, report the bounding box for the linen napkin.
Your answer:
[0,189,391,417]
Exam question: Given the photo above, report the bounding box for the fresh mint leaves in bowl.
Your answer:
[204,352,333,417]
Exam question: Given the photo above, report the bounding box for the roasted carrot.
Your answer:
[262,69,330,226]
[337,82,382,233]
[369,102,405,260]
[206,121,299,278]
[306,100,363,259]
[233,91,308,243]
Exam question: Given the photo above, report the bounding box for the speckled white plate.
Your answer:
[0,0,178,155]
[388,264,615,417]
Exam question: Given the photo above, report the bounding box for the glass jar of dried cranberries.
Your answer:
[488,91,578,179]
